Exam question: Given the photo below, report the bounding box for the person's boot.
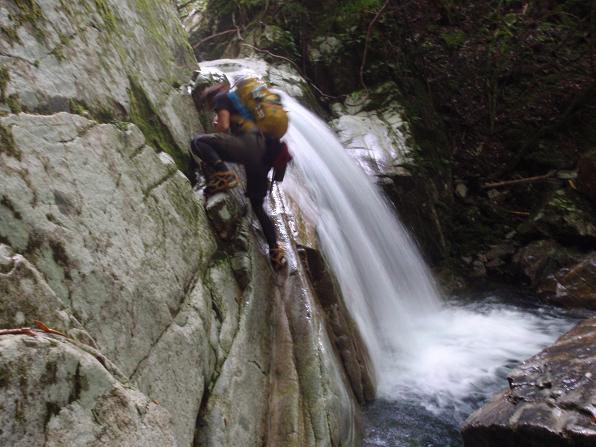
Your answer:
[204,165,240,198]
[269,244,287,271]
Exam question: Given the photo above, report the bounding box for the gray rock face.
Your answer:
[1,0,200,168]
[1,113,215,380]
[0,333,177,447]
[1,3,367,447]
[0,111,219,446]
[0,112,365,446]
[462,317,596,447]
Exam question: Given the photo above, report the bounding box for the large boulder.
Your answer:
[512,241,596,310]
[0,2,370,444]
[0,0,200,171]
[0,333,176,447]
[462,317,596,447]
[0,113,215,380]
[0,112,219,446]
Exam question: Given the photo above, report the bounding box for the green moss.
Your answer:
[50,44,65,61]
[0,124,22,160]
[68,99,90,117]
[13,0,47,41]
[0,67,9,102]
[7,94,21,114]
[94,0,117,32]
[68,98,131,127]
[135,0,169,52]
[127,77,191,174]
[1,25,20,44]
[111,121,130,132]
[134,0,195,67]
[94,105,116,123]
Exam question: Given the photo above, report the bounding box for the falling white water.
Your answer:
[196,59,577,420]
[280,95,576,414]
[282,94,441,365]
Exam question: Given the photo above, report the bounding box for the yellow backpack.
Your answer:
[228,77,289,139]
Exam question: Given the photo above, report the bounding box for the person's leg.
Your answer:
[190,134,245,195]
[191,133,255,165]
[245,162,286,270]
[190,136,228,171]
[249,195,277,248]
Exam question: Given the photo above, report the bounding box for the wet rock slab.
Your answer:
[462,316,596,447]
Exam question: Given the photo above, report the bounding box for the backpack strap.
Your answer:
[227,91,254,121]
[227,91,259,134]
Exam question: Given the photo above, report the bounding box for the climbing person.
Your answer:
[190,78,290,271]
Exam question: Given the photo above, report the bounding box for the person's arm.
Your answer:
[214,109,230,133]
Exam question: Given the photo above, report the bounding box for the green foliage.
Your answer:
[440,30,466,48]
[259,24,300,59]
[338,0,383,16]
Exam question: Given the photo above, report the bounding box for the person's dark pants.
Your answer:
[190,133,277,249]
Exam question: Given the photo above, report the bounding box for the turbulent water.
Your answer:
[280,96,578,442]
[197,59,578,443]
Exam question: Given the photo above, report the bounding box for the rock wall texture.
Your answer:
[0,1,366,446]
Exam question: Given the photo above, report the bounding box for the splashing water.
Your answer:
[281,95,576,413]
[197,59,576,422]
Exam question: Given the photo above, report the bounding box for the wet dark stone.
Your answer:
[462,317,596,447]
[537,252,596,310]
[577,150,596,204]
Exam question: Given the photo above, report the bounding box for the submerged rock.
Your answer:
[462,317,596,447]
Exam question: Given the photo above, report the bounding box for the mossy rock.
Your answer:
[127,77,192,176]
[519,189,596,245]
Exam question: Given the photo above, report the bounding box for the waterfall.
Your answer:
[281,95,442,379]
[280,96,574,418]
[196,60,575,418]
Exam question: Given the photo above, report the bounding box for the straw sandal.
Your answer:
[269,245,287,271]
[204,170,239,197]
